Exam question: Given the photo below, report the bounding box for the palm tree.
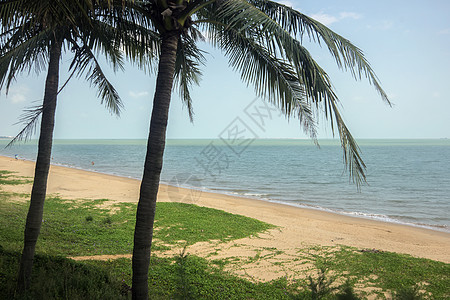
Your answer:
[129,0,390,298]
[0,0,127,292]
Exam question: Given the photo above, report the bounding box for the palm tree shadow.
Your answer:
[173,247,194,300]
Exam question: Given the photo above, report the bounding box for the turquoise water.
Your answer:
[1,138,449,232]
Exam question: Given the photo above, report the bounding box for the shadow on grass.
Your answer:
[0,247,129,300]
[3,245,429,299]
[1,246,307,300]
[147,251,310,300]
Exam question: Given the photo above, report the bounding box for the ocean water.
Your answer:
[1,138,449,232]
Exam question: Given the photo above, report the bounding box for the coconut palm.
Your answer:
[0,0,128,292]
[130,0,390,298]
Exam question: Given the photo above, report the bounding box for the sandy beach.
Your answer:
[1,155,449,281]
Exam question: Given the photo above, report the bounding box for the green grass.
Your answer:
[328,246,450,299]
[0,247,129,300]
[6,246,446,299]
[0,177,449,299]
[1,247,314,300]
[154,202,275,245]
[0,171,32,185]
[0,195,274,256]
[84,254,307,300]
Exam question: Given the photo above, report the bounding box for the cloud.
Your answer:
[310,11,362,26]
[438,28,450,35]
[367,20,394,31]
[432,92,441,98]
[339,12,362,20]
[310,13,338,26]
[278,0,294,7]
[5,85,30,104]
[129,91,149,98]
[380,20,394,30]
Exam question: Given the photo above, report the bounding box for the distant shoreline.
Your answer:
[2,137,450,143]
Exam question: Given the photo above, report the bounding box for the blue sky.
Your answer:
[1,0,449,140]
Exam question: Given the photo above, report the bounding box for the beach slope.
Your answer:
[1,155,449,266]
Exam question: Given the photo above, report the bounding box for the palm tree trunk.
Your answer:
[132,32,179,300]
[16,38,62,293]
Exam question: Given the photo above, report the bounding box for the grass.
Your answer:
[154,202,275,245]
[289,245,450,299]
[328,246,450,299]
[0,195,274,256]
[1,247,313,300]
[0,170,449,299]
[4,246,446,299]
[0,247,129,300]
[0,171,32,185]
[85,254,306,299]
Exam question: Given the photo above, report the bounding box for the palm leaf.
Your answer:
[243,0,390,105]
[204,0,372,185]
[96,0,160,71]
[0,26,52,91]
[69,40,123,115]
[6,104,43,147]
[201,10,318,141]
[174,30,205,122]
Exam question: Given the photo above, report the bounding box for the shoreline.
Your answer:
[1,155,449,263]
[4,153,449,234]
[168,184,450,234]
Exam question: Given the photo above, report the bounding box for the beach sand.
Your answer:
[1,155,449,282]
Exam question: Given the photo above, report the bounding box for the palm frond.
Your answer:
[0,0,30,29]
[106,16,159,71]
[6,104,43,147]
[97,0,160,71]
[81,20,126,73]
[201,15,318,141]
[6,59,90,148]
[243,0,390,105]
[69,40,123,115]
[329,100,367,187]
[202,0,370,185]
[174,30,206,122]
[0,27,52,91]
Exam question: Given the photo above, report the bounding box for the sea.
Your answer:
[1,138,449,233]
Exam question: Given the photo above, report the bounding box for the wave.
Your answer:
[161,176,450,233]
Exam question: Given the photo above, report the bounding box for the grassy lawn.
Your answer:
[0,170,449,299]
[0,195,274,256]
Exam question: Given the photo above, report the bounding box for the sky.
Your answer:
[1,0,450,140]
